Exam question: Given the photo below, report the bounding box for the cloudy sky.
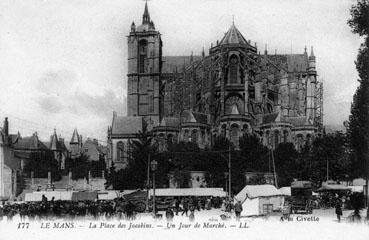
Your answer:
[0,0,362,143]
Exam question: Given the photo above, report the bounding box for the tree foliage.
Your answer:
[64,153,106,180]
[347,0,369,178]
[23,151,61,181]
[348,0,369,37]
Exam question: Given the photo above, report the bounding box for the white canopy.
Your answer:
[25,191,74,202]
[148,188,226,198]
[279,187,291,196]
[349,186,364,193]
[235,185,283,202]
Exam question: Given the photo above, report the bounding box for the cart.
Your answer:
[290,181,313,214]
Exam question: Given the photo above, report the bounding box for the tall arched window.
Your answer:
[117,141,124,162]
[183,130,189,142]
[149,93,154,113]
[242,124,249,135]
[167,134,173,144]
[265,130,271,146]
[306,134,312,147]
[296,134,304,151]
[158,133,166,152]
[230,124,240,147]
[139,40,148,73]
[229,55,239,84]
[221,124,227,138]
[274,130,280,147]
[283,130,289,143]
[191,130,198,144]
[201,130,206,144]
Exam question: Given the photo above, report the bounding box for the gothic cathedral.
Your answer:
[107,2,323,169]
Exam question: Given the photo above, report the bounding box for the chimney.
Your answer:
[3,117,9,136]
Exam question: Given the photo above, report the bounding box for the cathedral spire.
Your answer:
[142,0,151,24]
[310,46,314,57]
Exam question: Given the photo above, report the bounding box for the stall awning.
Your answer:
[148,188,226,198]
[317,181,351,192]
[71,191,98,201]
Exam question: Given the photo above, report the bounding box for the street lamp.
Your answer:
[224,172,229,197]
[151,160,158,217]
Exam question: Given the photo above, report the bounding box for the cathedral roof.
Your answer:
[162,56,202,73]
[111,115,144,135]
[219,23,249,46]
[267,54,308,73]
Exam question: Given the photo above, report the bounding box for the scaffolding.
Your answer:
[314,81,323,131]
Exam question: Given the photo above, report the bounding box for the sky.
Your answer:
[0,0,362,144]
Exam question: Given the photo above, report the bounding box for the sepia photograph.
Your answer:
[0,0,368,239]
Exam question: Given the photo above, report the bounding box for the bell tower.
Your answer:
[127,1,163,125]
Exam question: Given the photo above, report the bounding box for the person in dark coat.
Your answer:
[181,199,188,217]
[165,208,174,222]
[335,198,342,222]
[234,201,243,221]
[174,198,180,215]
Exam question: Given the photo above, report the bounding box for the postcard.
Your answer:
[0,0,368,239]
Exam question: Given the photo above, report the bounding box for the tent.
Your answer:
[234,185,284,216]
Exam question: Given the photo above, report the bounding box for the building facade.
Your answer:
[0,118,22,200]
[108,2,323,168]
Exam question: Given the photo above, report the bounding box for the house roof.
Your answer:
[70,128,80,144]
[13,134,49,151]
[49,131,61,151]
[111,115,144,135]
[235,184,283,201]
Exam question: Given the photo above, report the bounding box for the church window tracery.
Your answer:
[229,55,239,84]
[139,40,148,73]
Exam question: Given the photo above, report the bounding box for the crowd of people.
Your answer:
[0,195,243,222]
[163,196,243,222]
[0,195,139,221]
